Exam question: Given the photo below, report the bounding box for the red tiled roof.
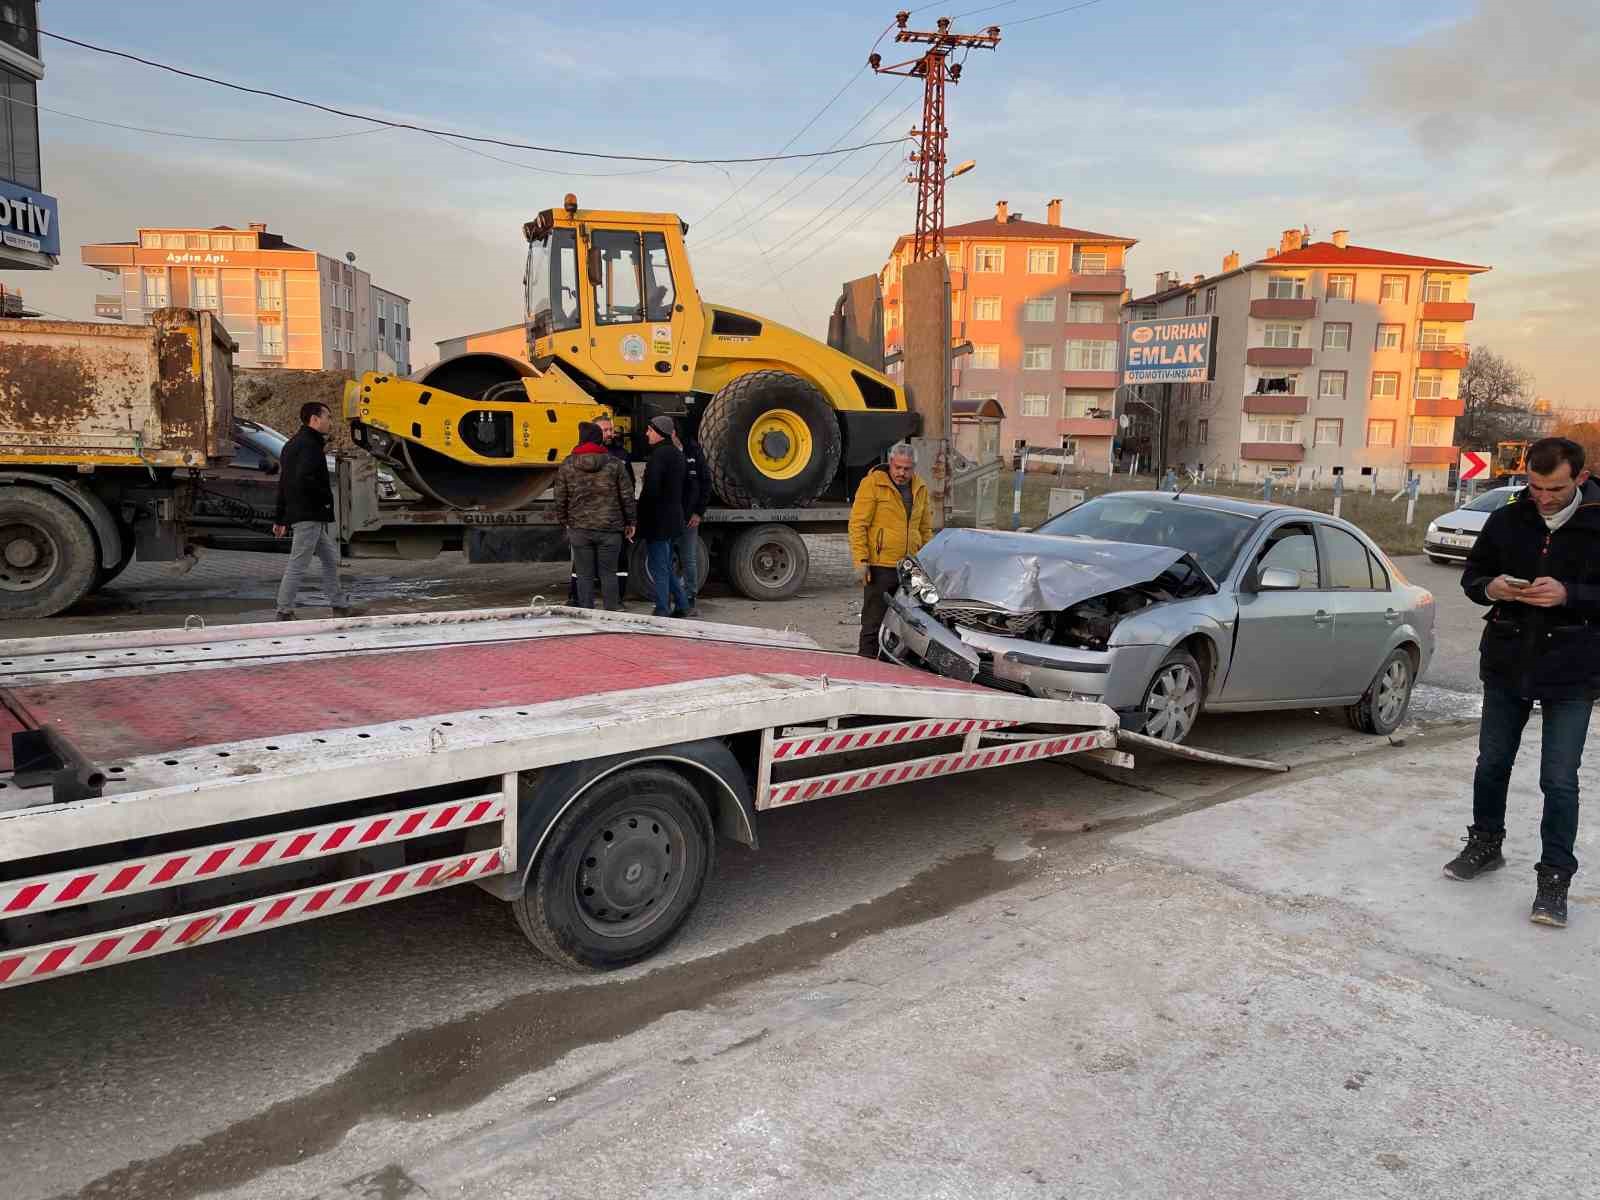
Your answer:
[896,217,1136,247]
[1263,241,1489,272]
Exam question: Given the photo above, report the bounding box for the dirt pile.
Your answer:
[233,368,356,452]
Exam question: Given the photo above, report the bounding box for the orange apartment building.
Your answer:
[881,199,1137,470]
[1124,228,1488,491]
[81,223,412,374]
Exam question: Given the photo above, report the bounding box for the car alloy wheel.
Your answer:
[1142,658,1201,743]
[1375,656,1411,729]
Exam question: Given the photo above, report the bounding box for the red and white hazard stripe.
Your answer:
[0,849,504,989]
[771,718,1016,762]
[0,795,504,921]
[765,729,1112,809]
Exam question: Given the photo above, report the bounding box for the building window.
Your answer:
[973,246,1004,273]
[1266,274,1306,299]
[1066,339,1117,370]
[1322,322,1351,351]
[186,234,209,250]
[1255,371,1300,394]
[1068,299,1104,323]
[1022,344,1053,370]
[1412,416,1451,446]
[1424,278,1453,302]
[1185,293,1198,315]
[1061,436,1079,456]
[1197,418,1209,445]
[1022,297,1055,322]
[163,233,185,250]
[1418,324,1449,349]
[971,344,1000,369]
[1376,324,1403,351]
[964,390,999,406]
[1026,247,1058,274]
[1020,393,1051,417]
[1073,250,1108,273]
[1319,371,1347,400]
[971,296,1001,321]
[1177,419,1190,445]
[0,64,41,190]
[1263,322,1303,348]
[191,270,219,310]
[1380,274,1408,303]
[1367,419,1396,447]
[1063,392,1103,418]
[1414,370,1444,399]
[212,234,234,251]
[1252,419,1301,444]
[1371,372,1400,399]
[259,323,284,358]
[140,232,161,249]
[944,248,961,270]
[1326,273,1355,301]
[1315,418,1343,446]
[142,269,169,308]
[1204,287,1217,313]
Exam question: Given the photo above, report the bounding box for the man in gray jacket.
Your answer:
[554,421,637,611]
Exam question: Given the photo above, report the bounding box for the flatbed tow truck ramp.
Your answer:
[0,608,1264,989]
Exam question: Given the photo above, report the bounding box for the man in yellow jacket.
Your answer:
[849,443,933,657]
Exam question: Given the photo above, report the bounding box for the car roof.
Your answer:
[1088,490,1283,519]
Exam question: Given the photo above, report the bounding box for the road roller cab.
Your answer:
[348,196,916,511]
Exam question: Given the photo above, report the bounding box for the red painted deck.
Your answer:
[2,633,978,766]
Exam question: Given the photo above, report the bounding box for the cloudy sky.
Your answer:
[13,0,1597,406]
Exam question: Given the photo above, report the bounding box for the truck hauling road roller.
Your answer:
[347,195,917,511]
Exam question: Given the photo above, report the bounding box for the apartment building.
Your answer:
[0,1,59,272]
[1123,229,1488,491]
[81,224,411,373]
[881,199,1137,471]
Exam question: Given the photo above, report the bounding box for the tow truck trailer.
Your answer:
[0,607,1179,989]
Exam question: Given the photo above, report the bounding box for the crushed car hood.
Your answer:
[913,527,1202,613]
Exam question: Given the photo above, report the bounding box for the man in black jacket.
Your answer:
[638,415,689,617]
[1450,437,1600,927]
[273,403,361,620]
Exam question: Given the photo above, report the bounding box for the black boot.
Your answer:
[1531,865,1571,928]
[1443,826,1506,881]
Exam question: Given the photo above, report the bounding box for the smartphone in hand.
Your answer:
[1503,576,1531,588]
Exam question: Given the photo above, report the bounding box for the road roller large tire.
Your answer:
[0,488,99,619]
[699,370,842,508]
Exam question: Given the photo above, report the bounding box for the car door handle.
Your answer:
[1313,610,1332,626]
[1384,608,1401,624]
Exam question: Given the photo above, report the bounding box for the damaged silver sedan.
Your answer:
[880,491,1434,743]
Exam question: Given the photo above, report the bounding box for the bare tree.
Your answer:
[1456,347,1540,449]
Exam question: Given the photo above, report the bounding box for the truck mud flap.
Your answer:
[1115,729,1288,773]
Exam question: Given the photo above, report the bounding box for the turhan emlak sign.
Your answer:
[1122,316,1218,384]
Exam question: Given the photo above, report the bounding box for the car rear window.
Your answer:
[1036,496,1255,579]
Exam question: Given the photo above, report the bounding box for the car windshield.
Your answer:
[1463,489,1515,513]
[1035,495,1257,579]
[234,422,288,458]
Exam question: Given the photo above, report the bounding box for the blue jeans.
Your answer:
[647,538,688,616]
[675,527,699,605]
[1473,684,1593,874]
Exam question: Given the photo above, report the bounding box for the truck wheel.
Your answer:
[699,370,843,508]
[0,489,99,618]
[93,525,136,592]
[727,523,809,601]
[513,766,714,971]
[626,532,710,601]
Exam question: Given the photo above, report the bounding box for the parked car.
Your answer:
[879,491,1434,744]
[231,418,400,500]
[1423,485,1519,564]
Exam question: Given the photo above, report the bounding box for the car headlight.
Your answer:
[1426,521,1439,535]
[897,557,941,606]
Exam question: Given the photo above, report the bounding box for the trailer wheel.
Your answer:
[0,488,99,618]
[514,766,714,970]
[699,370,843,508]
[727,523,809,601]
[627,531,711,601]
[93,524,136,592]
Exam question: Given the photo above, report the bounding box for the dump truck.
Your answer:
[348,196,917,512]
[0,309,275,619]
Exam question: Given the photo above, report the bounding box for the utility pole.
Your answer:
[870,12,1000,262]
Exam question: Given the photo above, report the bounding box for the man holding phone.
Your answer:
[1449,437,1600,927]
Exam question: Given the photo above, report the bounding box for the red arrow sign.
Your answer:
[1459,451,1489,481]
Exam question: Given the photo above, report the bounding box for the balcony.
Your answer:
[1060,369,1120,389]
[1066,269,1125,294]
[1412,396,1465,418]
[1241,442,1305,462]
[1059,416,1117,437]
[1420,300,1475,321]
[1246,346,1314,367]
[1406,445,1456,466]
[1061,321,1121,340]
[1242,393,1309,415]
[1249,297,1318,319]
[1418,344,1470,369]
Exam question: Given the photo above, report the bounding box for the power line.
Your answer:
[1,90,389,143]
[773,172,909,280]
[36,27,909,165]
[423,131,677,180]
[761,143,910,261]
[1005,0,1108,29]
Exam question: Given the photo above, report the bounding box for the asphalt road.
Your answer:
[0,547,1499,1199]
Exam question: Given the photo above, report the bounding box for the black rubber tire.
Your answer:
[1347,647,1415,735]
[698,370,843,508]
[1426,555,1452,566]
[92,524,136,592]
[626,532,710,602]
[0,488,99,618]
[512,766,714,971]
[726,523,809,601]
[1137,647,1205,745]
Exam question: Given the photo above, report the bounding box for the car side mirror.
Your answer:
[1257,566,1300,591]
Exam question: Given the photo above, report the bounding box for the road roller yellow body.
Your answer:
[348,196,917,510]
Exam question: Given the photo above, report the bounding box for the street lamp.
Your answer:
[946,159,976,181]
